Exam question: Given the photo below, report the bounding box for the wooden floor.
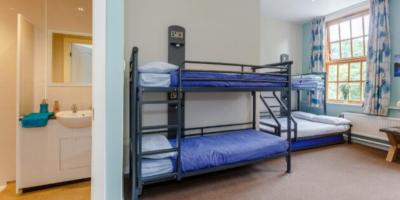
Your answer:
[0,181,90,200]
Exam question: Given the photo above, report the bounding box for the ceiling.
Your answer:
[261,0,367,23]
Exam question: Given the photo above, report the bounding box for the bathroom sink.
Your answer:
[56,110,92,128]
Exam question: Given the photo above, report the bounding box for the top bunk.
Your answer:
[130,47,293,92]
[292,72,326,91]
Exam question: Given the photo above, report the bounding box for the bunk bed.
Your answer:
[129,47,293,199]
[259,73,352,151]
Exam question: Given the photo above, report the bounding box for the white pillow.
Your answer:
[142,134,176,159]
[138,62,179,74]
[292,111,317,121]
[312,115,352,125]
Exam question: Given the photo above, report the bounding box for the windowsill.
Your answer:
[327,102,362,107]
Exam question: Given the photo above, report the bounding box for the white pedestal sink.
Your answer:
[56,110,92,128]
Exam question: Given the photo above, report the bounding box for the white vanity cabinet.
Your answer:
[17,119,91,191]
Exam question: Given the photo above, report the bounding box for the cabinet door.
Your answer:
[60,136,91,170]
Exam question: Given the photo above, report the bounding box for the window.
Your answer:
[326,11,369,104]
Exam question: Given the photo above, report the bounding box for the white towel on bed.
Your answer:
[142,134,176,159]
[142,159,173,177]
[139,73,171,87]
[138,62,178,73]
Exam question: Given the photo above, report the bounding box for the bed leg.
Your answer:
[347,126,352,144]
[286,154,291,173]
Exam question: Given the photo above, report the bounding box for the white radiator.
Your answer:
[343,112,400,146]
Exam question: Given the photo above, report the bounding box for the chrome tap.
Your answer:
[71,104,78,113]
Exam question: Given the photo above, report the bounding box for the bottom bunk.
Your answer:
[141,129,289,180]
[260,112,351,151]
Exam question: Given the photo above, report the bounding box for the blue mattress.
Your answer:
[291,134,344,151]
[170,129,288,172]
[170,71,287,88]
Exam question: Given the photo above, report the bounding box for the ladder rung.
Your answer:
[141,124,178,131]
[261,96,276,99]
[141,100,179,105]
[142,148,178,156]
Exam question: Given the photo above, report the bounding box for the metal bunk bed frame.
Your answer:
[129,47,293,199]
[259,72,352,150]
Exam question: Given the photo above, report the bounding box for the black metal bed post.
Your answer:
[176,62,183,181]
[286,62,292,173]
[252,69,256,129]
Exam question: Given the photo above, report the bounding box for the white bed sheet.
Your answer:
[142,158,173,178]
[260,117,350,139]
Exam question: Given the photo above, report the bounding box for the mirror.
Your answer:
[50,32,92,85]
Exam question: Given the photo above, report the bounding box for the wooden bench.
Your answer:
[380,127,400,162]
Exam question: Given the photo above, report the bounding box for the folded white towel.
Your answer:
[138,62,178,74]
[142,134,176,159]
[139,73,171,87]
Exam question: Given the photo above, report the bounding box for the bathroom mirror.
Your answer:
[49,32,92,85]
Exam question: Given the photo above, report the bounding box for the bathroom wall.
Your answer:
[0,0,45,186]
[44,0,92,112]
[18,15,35,116]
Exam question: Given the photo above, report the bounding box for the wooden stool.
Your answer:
[380,127,400,162]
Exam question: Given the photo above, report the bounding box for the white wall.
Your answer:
[45,0,92,112]
[259,8,304,111]
[123,0,261,180]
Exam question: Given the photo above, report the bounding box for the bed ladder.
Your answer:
[135,88,183,196]
[259,93,298,140]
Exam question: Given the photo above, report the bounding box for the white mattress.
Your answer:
[260,117,350,139]
[142,158,173,178]
[139,73,171,87]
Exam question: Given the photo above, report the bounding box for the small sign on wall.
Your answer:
[395,55,400,77]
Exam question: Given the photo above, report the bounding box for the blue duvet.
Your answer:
[170,71,287,88]
[170,129,288,172]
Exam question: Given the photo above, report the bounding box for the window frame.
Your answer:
[325,9,369,105]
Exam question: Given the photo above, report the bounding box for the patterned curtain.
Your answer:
[363,0,391,116]
[310,17,325,108]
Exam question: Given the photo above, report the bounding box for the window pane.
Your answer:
[328,83,337,100]
[330,42,340,60]
[339,64,349,81]
[349,83,361,100]
[352,37,364,57]
[340,21,351,40]
[364,15,370,35]
[338,83,349,100]
[352,17,363,37]
[362,61,367,80]
[350,63,361,81]
[341,40,351,58]
[328,64,337,81]
[329,24,340,42]
[364,36,369,55]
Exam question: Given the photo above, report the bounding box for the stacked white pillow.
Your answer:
[138,62,179,87]
[141,134,175,177]
[292,111,351,125]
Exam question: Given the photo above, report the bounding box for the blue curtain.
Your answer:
[310,17,325,108]
[363,0,391,116]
